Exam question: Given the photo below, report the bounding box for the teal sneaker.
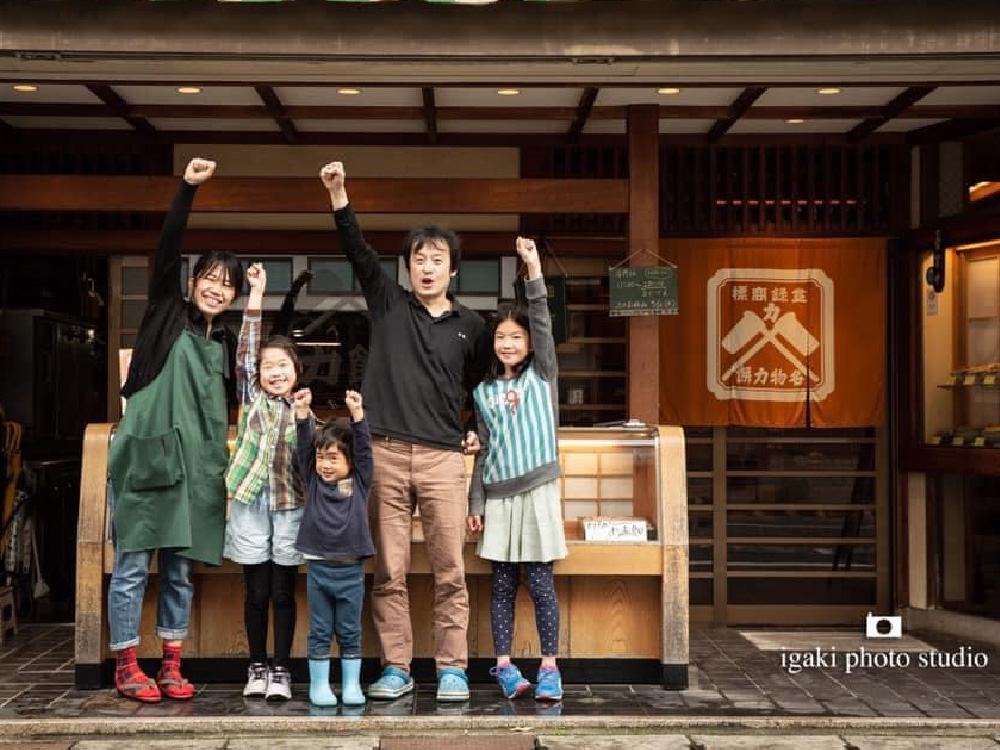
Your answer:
[436,666,470,702]
[490,663,531,699]
[535,666,563,701]
[366,666,414,700]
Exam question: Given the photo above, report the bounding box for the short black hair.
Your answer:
[484,302,533,382]
[403,226,461,274]
[192,251,244,300]
[260,335,302,380]
[314,418,354,470]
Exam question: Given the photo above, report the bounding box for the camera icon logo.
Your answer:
[865,612,902,639]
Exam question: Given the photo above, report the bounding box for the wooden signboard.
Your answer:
[610,265,679,317]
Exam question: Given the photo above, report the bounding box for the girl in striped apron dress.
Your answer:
[467,237,568,702]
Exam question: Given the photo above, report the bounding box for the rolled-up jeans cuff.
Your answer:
[307,652,331,661]
[340,652,362,660]
[156,627,188,642]
[110,636,141,652]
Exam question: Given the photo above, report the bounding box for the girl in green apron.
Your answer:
[107,158,244,703]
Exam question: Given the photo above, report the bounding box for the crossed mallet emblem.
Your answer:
[721,310,820,383]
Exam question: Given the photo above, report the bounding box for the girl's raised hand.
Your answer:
[246,263,267,293]
[515,236,542,279]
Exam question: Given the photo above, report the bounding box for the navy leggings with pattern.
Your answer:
[490,561,560,656]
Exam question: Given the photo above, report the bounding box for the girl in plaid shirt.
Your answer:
[224,263,306,701]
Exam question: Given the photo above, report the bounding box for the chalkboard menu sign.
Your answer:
[609,265,679,317]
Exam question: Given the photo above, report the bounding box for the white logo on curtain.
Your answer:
[706,268,835,402]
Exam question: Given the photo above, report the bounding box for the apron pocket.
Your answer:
[122,429,184,491]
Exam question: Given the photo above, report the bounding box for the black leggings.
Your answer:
[490,562,560,657]
[243,562,297,668]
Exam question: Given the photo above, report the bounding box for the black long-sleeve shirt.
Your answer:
[120,181,237,404]
[294,415,375,560]
[334,204,490,451]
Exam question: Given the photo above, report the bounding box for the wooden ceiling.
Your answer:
[2,81,999,145]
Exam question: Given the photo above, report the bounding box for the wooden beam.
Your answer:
[254,85,298,145]
[422,87,437,145]
[970,181,1000,203]
[627,104,661,426]
[567,87,599,144]
[908,117,1000,145]
[84,85,156,134]
[707,87,767,144]
[848,86,936,142]
[0,228,627,258]
[0,118,14,132]
[0,175,629,215]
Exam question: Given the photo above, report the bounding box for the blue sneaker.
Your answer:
[367,666,414,700]
[490,663,531,699]
[436,666,470,702]
[535,666,563,701]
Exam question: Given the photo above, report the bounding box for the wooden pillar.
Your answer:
[627,105,661,424]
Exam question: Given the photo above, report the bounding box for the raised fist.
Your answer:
[515,236,542,279]
[293,387,312,418]
[320,161,346,193]
[246,263,267,293]
[344,389,363,421]
[184,158,217,186]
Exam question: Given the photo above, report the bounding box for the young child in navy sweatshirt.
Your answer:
[292,388,375,707]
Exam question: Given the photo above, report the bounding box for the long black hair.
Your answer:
[484,302,533,383]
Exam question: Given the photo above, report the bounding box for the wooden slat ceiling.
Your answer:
[2,81,999,144]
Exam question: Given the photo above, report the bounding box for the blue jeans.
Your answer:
[107,480,194,651]
[306,560,364,660]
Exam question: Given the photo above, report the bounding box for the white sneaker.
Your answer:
[243,662,268,698]
[265,666,292,701]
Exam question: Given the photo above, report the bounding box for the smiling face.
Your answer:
[191,263,237,319]
[316,444,350,483]
[259,345,297,398]
[408,239,456,304]
[494,318,530,374]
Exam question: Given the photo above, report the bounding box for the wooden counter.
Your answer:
[76,424,688,689]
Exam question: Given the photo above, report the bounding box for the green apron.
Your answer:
[109,330,230,565]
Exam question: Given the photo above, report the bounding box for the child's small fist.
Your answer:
[246,263,267,292]
[293,388,312,410]
[344,390,363,415]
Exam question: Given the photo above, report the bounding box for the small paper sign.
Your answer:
[952,436,965,447]
[930,435,942,445]
[974,437,987,448]
[581,517,648,542]
[964,375,977,386]
[985,375,997,386]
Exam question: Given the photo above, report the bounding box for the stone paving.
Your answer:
[4,623,1000,722]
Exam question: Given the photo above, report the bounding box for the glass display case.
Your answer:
[922,239,1000,447]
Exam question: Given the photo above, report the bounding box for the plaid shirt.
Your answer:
[225,310,304,511]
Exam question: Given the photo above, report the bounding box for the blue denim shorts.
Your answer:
[224,487,305,567]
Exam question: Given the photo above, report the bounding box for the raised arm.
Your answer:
[293,388,316,478]
[149,158,216,303]
[235,263,266,404]
[516,237,558,381]
[345,390,373,494]
[320,161,403,318]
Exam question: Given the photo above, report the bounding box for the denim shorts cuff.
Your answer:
[155,627,188,641]
[340,652,362,660]
[307,653,331,661]
[110,637,141,651]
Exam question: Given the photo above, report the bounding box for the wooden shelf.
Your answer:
[559,403,625,412]
[560,370,627,379]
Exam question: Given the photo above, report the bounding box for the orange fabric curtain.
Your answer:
[658,238,886,428]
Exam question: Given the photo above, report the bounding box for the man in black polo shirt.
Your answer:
[320,162,489,702]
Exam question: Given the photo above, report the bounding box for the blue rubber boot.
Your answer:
[308,659,338,707]
[341,658,366,706]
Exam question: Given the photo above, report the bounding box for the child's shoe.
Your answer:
[436,666,470,702]
[156,643,194,700]
[340,658,366,706]
[490,663,531,699]
[308,659,338,706]
[115,646,161,703]
[367,666,414,700]
[265,665,292,701]
[534,666,563,702]
[242,662,268,698]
